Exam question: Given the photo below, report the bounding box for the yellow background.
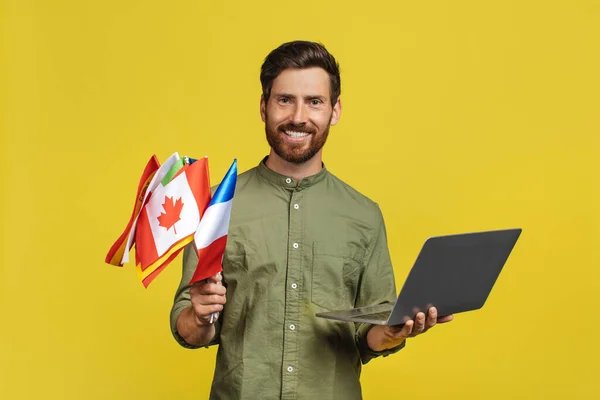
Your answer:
[1,0,599,398]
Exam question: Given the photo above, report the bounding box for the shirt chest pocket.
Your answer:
[311,242,365,311]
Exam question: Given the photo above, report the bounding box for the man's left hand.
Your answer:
[366,307,454,352]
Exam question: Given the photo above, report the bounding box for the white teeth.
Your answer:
[285,130,309,138]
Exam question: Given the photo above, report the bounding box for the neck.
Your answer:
[265,149,323,182]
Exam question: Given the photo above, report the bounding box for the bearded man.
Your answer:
[170,40,452,400]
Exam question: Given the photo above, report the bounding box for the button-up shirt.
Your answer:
[170,158,403,399]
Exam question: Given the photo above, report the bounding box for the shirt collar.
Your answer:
[257,156,329,190]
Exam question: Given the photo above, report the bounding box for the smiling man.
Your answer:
[170,41,452,400]
[262,65,337,175]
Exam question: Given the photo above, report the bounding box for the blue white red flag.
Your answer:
[190,159,238,284]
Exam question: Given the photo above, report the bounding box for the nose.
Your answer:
[291,103,308,125]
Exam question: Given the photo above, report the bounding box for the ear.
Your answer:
[260,94,266,122]
[330,97,342,126]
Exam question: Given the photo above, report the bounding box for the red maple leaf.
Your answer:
[157,195,184,234]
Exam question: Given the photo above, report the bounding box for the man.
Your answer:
[170,41,453,399]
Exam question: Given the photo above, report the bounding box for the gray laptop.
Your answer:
[315,228,522,325]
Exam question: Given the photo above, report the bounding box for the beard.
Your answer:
[264,112,331,164]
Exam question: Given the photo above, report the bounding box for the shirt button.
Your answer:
[290,324,295,330]
[285,178,292,184]
[293,243,299,249]
[291,283,297,289]
[287,366,293,372]
[293,204,299,209]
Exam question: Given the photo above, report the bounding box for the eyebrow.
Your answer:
[272,92,328,102]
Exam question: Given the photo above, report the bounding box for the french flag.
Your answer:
[190,159,237,284]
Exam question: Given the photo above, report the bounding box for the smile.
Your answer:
[284,130,310,138]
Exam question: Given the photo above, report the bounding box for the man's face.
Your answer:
[260,67,341,164]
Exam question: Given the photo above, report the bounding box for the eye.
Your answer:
[311,99,322,106]
[279,97,290,104]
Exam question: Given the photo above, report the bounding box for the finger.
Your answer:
[194,303,224,317]
[402,320,414,338]
[203,283,227,295]
[189,281,209,296]
[195,283,227,296]
[411,312,426,335]
[386,320,413,336]
[207,273,222,284]
[438,315,454,323]
[196,293,227,306]
[387,324,404,335]
[426,307,438,329]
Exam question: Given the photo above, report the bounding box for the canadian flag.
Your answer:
[135,157,210,270]
[117,152,182,266]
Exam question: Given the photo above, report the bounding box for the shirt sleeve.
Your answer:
[169,242,222,349]
[354,205,405,364]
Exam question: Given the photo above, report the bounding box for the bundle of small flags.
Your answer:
[105,152,237,287]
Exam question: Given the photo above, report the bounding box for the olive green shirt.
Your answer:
[170,158,403,399]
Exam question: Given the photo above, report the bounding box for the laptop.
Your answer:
[315,228,522,325]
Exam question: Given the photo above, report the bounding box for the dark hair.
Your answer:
[260,41,341,107]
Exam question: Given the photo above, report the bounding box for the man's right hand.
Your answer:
[176,273,227,347]
[189,273,227,326]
